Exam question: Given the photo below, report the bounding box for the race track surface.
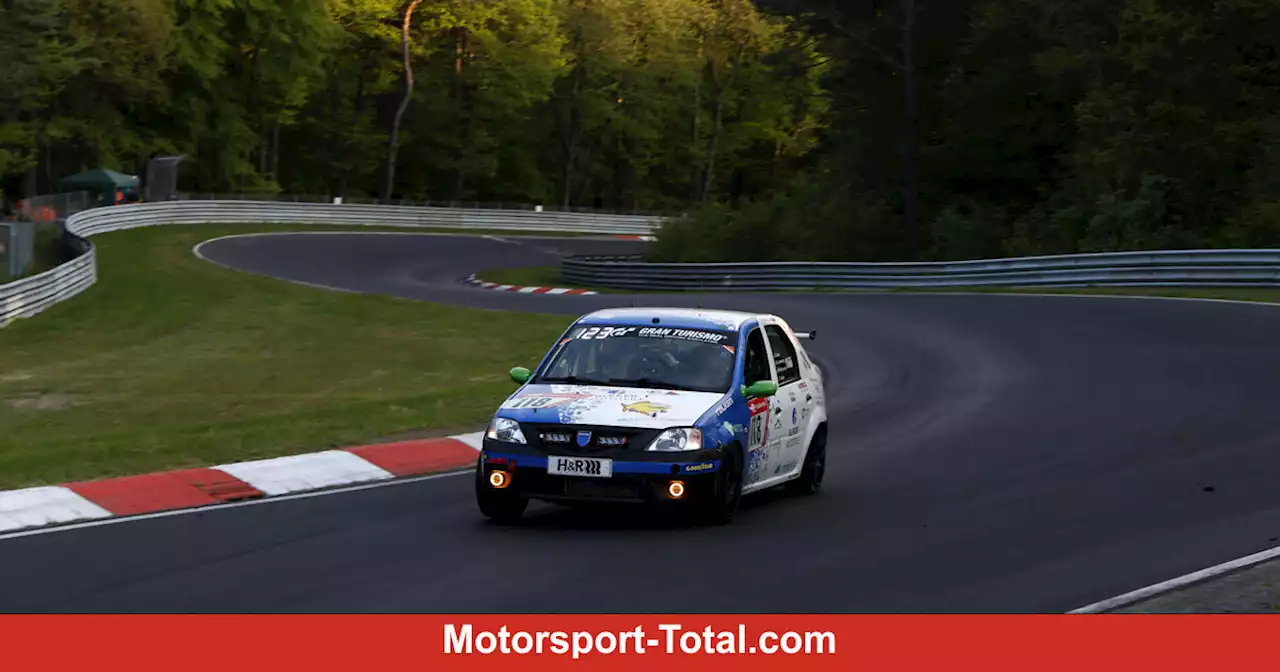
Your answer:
[5,232,1280,613]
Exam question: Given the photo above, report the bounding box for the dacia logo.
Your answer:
[683,462,716,473]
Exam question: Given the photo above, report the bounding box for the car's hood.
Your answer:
[497,384,726,429]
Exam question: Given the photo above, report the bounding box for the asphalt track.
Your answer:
[4,231,1280,614]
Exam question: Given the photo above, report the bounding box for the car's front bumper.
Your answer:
[478,437,725,505]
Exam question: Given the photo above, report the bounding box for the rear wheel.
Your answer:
[475,461,528,523]
[787,425,827,496]
[694,446,743,525]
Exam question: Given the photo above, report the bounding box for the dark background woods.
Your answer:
[3,0,1278,262]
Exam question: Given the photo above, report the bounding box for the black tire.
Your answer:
[694,445,743,525]
[475,463,528,523]
[787,425,827,496]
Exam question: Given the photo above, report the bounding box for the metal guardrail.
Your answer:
[0,200,665,328]
[562,250,1280,291]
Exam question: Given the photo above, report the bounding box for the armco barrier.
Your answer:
[0,200,664,328]
[561,250,1280,291]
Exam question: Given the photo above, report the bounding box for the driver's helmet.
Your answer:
[620,337,677,378]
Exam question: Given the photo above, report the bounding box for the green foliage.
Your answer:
[1,0,830,210]
[8,0,1277,261]
[654,0,1280,262]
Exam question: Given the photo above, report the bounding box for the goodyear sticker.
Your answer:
[681,461,718,473]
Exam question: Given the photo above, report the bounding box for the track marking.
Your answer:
[192,228,1280,612]
[0,469,473,543]
[1067,543,1280,613]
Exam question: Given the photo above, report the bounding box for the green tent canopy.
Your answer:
[57,167,140,198]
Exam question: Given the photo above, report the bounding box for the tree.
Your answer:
[383,0,423,202]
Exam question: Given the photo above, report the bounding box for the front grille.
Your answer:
[523,423,659,453]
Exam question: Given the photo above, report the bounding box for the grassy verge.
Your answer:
[0,224,572,489]
[477,266,1280,304]
[477,265,587,289]
[476,265,638,293]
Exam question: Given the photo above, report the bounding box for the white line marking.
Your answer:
[1067,543,1280,613]
[0,469,473,543]
[893,290,1280,309]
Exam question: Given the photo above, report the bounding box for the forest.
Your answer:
[2,0,1279,262]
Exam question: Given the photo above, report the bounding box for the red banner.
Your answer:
[0,615,1269,670]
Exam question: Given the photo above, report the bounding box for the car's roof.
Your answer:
[576,307,763,331]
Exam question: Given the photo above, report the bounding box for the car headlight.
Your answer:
[486,417,527,444]
[646,428,703,452]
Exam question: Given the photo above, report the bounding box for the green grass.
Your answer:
[0,224,573,489]
[477,265,1280,304]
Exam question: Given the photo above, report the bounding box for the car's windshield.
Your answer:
[536,324,738,393]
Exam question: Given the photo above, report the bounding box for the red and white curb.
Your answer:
[0,433,485,534]
[463,274,598,295]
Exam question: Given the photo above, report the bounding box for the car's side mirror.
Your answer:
[509,367,531,384]
[741,380,778,398]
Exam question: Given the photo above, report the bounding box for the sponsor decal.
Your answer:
[787,426,801,437]
[773,416,783,430]
[712,397,733,417]
[722,345,736,354]
[571,326,637,340]
[576,430,592,447]
[785,435,802,449]
[748,397,769,416]
[779,459,799,473]
[637,327,727,344]
[682,462,716,473]
[502,392,591,409]
[622,400,670,416]
[791,408,798,425]
[747,446,770,481]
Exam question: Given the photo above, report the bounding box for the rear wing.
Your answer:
[794,330,817,341]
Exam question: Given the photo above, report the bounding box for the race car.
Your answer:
[475,307,828,525]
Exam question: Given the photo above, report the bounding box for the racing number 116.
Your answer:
[749,413,764,448]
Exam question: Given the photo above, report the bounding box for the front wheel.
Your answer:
[694,446,743,525]
[787,426,826,496]
[476,463,528,524]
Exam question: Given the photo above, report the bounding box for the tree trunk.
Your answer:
[560,59,584,208]
[690,39,703,201]
[901,0,920,259]
[271,121,281,183]
[700,47,746,203]
[382,0,424,204]
[452,27,472,202]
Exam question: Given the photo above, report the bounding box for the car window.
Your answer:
[537,324,738,393]
[743,327,772,385]
[764,325,801,386]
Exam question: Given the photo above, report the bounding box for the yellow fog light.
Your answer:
[668,480,685,499]
[489,470,511,489]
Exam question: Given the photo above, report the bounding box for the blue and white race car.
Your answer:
[476,307,827,524]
